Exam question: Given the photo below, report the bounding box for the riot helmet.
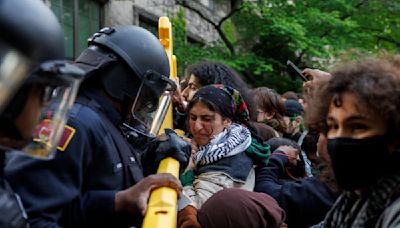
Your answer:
[0,60,85,159]
[0,0,65,112]
[0,0,85,159]
[75,25,174,132]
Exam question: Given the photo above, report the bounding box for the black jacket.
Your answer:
[6,89,145,227]
[254,153,338,227]
[1,151,28,228]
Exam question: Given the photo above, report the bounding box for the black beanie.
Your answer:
[284,99,304,117]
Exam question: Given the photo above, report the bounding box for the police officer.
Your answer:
[6,25,191,227]
[0,0,85,227]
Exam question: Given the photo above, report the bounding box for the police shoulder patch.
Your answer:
[57,125,76,151]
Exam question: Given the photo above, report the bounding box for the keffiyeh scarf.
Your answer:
[322,171,400,228]
[195,123,251,166]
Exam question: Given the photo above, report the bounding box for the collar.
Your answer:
[79,88,122,125]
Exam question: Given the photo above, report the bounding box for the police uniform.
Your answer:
[1,0,84,227]
[0,152,28,228]
[6,88,145,227]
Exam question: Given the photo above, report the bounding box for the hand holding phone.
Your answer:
[287,60,309,82]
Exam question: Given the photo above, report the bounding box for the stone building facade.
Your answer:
[45,0,231,59]
[106,0,230,44]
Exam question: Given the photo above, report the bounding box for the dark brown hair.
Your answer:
[251,87,286,133]
[305,57,400,141]
[282,91,299,101]
[247,121,277,142]
[186,60,256,119]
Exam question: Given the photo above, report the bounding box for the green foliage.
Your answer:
[221,19,237,44]
[170,7,186,44]
[172,0,400,93]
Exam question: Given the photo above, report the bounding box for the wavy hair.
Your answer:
[305,57,400,141]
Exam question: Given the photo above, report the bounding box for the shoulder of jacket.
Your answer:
[67,103,108,134]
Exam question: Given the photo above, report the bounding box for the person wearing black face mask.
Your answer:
[305,56,400,227]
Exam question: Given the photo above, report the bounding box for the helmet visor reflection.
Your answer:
[130,80,160,133]
[0,41,30,113]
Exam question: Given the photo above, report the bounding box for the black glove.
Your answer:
[155,129,191,172]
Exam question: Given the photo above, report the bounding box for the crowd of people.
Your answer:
[2,0,400,228]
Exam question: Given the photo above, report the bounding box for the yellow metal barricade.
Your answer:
[142,16,180,228]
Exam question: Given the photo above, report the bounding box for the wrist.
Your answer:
[115,190,128,213]
[175,105,186,114]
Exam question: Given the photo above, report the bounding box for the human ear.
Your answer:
[223,118,232,128]
[265,111,275,120]
[294,117,302,126]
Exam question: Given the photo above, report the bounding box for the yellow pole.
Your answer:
[142,17,180,228]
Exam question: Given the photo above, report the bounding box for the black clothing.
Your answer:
[255,154,338,227]
[173,108,187,131]
[196,152,253,181]
[1,151,28,228]
[6,89,144,227]
[282,132,301,143]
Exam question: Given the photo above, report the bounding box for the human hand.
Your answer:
[274,145,300,166]
[182,136,198,155]
[115,173,182,215]
[181,136,198,171]
[172,77,188,113]
[155,129,191,171]
[302,68,331,92]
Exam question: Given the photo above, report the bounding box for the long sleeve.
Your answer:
[255,154,338,227]
[5,117,88,227]
[183,172,235,208]
[5,109,135,227]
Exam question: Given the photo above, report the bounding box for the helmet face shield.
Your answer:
[18,62,84,159]
[129,70,176,134]
[130,80,160,133]
[0,40,30,113]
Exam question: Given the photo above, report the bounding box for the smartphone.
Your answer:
[287,60,309,82]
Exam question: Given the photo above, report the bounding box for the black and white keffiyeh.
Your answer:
[195,123,251,166]
[320,171,400,228]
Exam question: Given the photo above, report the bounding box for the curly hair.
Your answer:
[186,60,256,118]
[305,57,400,140]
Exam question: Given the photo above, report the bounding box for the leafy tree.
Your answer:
[172,0,400,93]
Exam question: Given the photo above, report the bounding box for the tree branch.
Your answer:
[176,0,243,54]
[217,2,243,27]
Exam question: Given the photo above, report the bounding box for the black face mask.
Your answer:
[327,135,394,191]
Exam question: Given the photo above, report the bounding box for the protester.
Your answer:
[282,98,316,177]
[197,188,286,228]
[255,136,339,227]
[180,85,256,209]
[172,61,254,130]
[251,87,286,136]
[282,99,305,142]
[6,25,191,227]
[281,91,299,101]
[247,121,278,142]
[305,57,400,227]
